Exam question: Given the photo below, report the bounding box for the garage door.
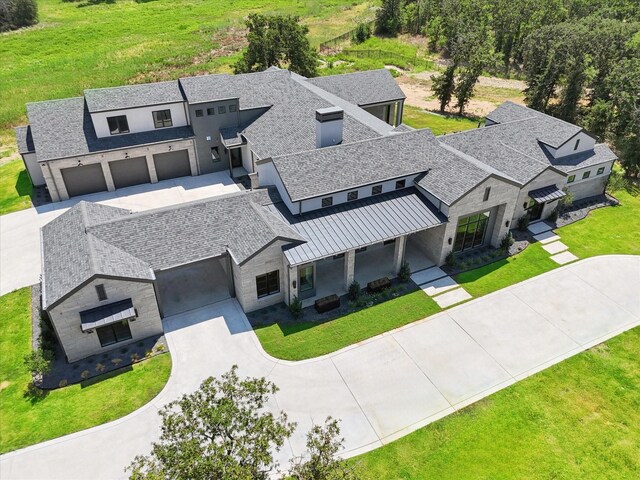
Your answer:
[61,163,108,198]
[155,257,232,317]
[153,150,191,181]
[109,156,151,189]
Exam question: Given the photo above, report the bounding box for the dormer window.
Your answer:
[153,109,173,128]
[395,179,406,190]
[372,185,383,195]
[107,115,129,135]
[321,197,333,207]
[574,139,580,150]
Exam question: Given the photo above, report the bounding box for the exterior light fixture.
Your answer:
[77,160,83,167]
[169,145,173,151]
[505,220,510,227]
[448,237,452,245]
[125,153,129,159]
[523,202,528,209]
[292,280,297,289]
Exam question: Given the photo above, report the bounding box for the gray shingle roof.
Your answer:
[306,69,406,106]
[486,101,581,148]
[271,129,488,203]
[265,188,445,265]
[42,202,155,309]
[84,81,184,113]
[15,125,35,154]
[26,98,195,162]
[86,189,305,270]
[549,143,617,172]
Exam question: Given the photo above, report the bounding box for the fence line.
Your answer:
[318,20,375,52]
[339,49,433,69]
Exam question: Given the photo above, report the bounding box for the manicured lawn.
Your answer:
[0,160,33,215]
[253,290,441,361]
[402,105,480,135]
[0,288,172,453]
[354,326,640,479]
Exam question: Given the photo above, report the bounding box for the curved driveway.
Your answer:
[1,255,639,479]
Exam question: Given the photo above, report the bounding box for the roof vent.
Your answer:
[316,107,344,148]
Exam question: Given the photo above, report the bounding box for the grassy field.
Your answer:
[0,288,172,453]
[355,326,640,479]
[0,159,33,215]
[402,105,480,135]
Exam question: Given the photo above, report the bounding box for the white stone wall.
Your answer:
[511,168,566,224]
[22,152,46,186]
[48,278,163,362]
[549,131,595,158]
[232,241,288,312]
[91,102,188,138]
[565,161,612,201]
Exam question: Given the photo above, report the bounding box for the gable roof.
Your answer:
[42,202,155,309]
[270,129,489,203]
[15,125,35,154]
[306,69,406,106]
[84,81,184,113]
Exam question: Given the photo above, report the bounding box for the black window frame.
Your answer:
[211,146,220,162]
[229,104,237,112]
[347,191,359,201]
[321,197,333,207]
[574,138,580,150]
[395,179,406,190]
[567,175,575,183]
[96,320,132,347]
[256,270,280,298]
[453,211,491,253]
[152,109,173,129]
[371,185,383,195]
[218,105,226,114]
[207,107,215,116]
[95,284,107,301]
[195,109,204,117]
[483,186,491,201]
[596,167,605,175]
[107,115,130,135]
[582,170,591,179]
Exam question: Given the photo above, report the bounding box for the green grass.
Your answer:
[402,105,480,135]
[253,291,441,361]
[0,159,33,214]
[354,326,640,479]
[0,287,172,453]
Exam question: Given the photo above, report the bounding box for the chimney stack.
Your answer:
[315,107,344,148]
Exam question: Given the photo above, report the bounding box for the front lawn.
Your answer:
[354,326,640,479]
[0,288,172,453]
[402,105,480,135]
[0,160,33,215]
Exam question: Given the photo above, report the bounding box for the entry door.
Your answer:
[298,265,315,299]
[230,148,243,168]
[529,202,544,221]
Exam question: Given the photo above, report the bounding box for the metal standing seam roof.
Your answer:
[264,188,446,265]
[528,185,566,203]
[79,299,136,332]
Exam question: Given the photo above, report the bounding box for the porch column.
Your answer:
[145,154,159,183]
[100,162,116,192]
[343,250,355,289]
[393,235,407,274]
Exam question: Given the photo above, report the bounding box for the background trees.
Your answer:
[0,0,38,32]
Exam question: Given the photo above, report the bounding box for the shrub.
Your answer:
[80,370,90,380]
[154,344,166,353]
[348,281,361,301]
[95,363,106,373]
[517,214,530,231]
[111,357,123,366]
[559,189,575,211]
[58,379,68,388]
[500,232,514,250]
[145,349,153,358]
[548,208,559,222]
[23,349,54,377]
[352,22,371,44]
[398,261,411,282]
[445,251,456,267]
[289,295,303,319]
[131,353,140,363]
[0,0,38,32]
[607,169,630,193]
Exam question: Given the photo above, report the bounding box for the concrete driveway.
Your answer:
[0,172,239,296]
[1,255,639,479]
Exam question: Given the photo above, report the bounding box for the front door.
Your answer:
[529,202,544,221]
[298,264,315,300]
[230,148,243,168]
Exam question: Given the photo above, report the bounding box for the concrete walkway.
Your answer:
[0,173,239,296]
[1,255,639,479]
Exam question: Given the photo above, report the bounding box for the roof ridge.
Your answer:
[499,141,551,168]
[439,142,519,184]
[84,79,179,94]
[438,117,534,138]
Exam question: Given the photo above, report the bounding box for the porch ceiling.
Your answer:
[265,188,446,266]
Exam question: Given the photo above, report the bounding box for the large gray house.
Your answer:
[18,68,616,362]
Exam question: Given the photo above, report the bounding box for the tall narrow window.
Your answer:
[256,270,280,298]
[107,115,129,135]
[453,211,492,253]
[574,139,580,150]
[95,284,107,301]
[483,187,491,201]
[152,110,173,128]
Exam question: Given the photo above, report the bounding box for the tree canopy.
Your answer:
[0,0,38,32]
[234,14,318,78]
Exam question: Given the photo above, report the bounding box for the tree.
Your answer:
[289,418,360,480]
[234,14,318,77]
[128,366,296,479]
[11,0,37,29]
[431,63,456,113]
[375,0,402,36]
[23,349,53,379]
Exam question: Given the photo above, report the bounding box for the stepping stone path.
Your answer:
[411,266,471,309]
[528,221,579,266]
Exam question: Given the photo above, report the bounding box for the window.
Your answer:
[256,270,280,298]
[597,167,605,175]
[96,320,132,347]
[95,284,107,301]
[211,146,220,162]
[371,184,382,195]
[567,175,575,183]
[152,109,172,128]
[483,187,491,201]
[395,179,406,190]
[582,170,591,179]
[195,109,203,117]
[453,211,491,253]
[207,107,215,116]
[321,197,333,207]
[229,104,237,112]
[355,247,367,254]
[347,191,359,201]
[574,138,580,150]
[218,106,226,114]
[107,115,129,135]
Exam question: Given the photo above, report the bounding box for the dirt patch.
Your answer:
[396,74,525,117]
[0,380,10,392]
